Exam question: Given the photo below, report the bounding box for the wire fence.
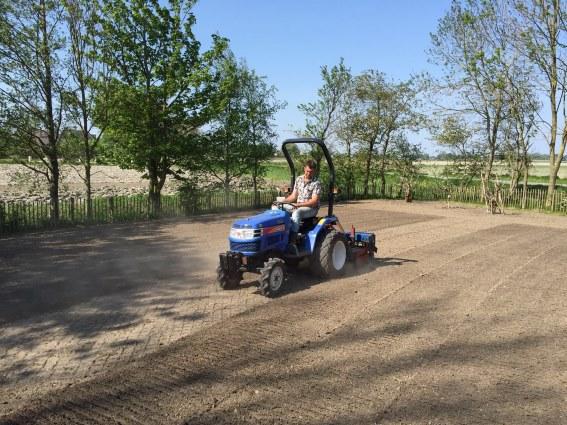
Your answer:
[1,183,566,237]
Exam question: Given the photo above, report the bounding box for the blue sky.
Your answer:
[192,1,454,152]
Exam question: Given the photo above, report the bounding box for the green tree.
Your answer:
[430,0,520,209]
[334,70,358,198]
[434,116,484,188]
[199,56,283,202]
[298,58,352,166]
[0,0,67,221]
[63,0,110,219]
[240,64,285,206]
[513,0,567,207]
[390,137,423,202]
[350,71,422,197]
[98,0,227,213]
[501,67,538,208]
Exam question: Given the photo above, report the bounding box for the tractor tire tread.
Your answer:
[314,230,347,278]
[258,258,286,297]
[216,265,241,290]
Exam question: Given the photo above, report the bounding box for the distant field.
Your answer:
[420,160,567,179]
[264,161,290,183]
[264,159,567,186]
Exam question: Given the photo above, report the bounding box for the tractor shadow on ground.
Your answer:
[241,256,418,298]
[373,256,418,269]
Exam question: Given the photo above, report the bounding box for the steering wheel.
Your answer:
[272,201,297,210]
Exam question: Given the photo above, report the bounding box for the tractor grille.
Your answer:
[230,240,261,252]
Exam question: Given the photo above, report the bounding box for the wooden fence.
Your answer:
[1,184,566,237]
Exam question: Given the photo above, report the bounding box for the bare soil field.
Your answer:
[0,164,180,202]
[1,200,567,424]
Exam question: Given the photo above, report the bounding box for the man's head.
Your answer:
[303,159,317,181]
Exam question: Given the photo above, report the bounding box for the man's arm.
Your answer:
[284,189,298,203]
[295,193,319,208]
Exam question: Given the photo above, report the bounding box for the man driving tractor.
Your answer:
[273,159,322,244]
[218,138,377,297]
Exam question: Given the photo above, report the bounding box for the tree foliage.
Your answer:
[0,0,67,220]
[434,116,484,187]
[98,0,227,211]
[430,1,511,186]
[390,137,423,201]
[298,58,352,165]
[512,0,567,206]
[62,0,111,218]
[198,55,284,198]
[348,71,423,196]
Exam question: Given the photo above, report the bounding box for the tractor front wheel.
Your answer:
[258,258,286,297]
[216,265,241,290]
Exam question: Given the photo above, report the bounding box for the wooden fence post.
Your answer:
[0,201,5,234]
[70,198,75,223]
[108,197,114,222]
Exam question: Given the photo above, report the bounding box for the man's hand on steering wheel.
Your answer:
[272,201,297,210]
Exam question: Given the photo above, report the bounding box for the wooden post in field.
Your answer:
[109,197,114,222]
[70,198,75,223]
[0,201,5,233]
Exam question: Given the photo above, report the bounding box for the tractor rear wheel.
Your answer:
[216,265,241,290]
[258,258,286,297]
[313,230,348,278]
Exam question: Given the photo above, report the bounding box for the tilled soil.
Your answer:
[0,164,180,201]
[1,200,567,424]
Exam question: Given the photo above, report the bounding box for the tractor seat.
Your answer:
[298,216,319,234]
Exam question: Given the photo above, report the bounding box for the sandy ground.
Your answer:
[1,200,567,424]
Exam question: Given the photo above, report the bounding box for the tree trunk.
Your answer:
[85,161,92,220]
[546,167,557,209]
[546,132,566,207]
[49,156,60,223]
[80,73,93,221]
[509,166,519,195]
[148,181,161,216]
[147,160,161,216]
[546,43,559,207]
[346,143,353,199]
[378,135,390,197]
[40,0,59,223]
[363,142,373,197]
[83,127,93,221]
[379,151,387,197]
[252,164,259,208]
[521,166,529,209]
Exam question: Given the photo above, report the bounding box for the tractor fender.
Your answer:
[307,216,339,253]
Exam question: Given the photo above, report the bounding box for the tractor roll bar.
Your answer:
[281,138,336,216]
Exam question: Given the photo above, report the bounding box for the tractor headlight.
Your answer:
[230,227,260,239]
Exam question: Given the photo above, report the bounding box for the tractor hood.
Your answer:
[231,209,289,229]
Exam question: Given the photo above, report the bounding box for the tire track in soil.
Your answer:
[183,224,564,425]
[0,225,521,424]
[2,224,561,424]
[382,235,567,425]
[213,226,563,425]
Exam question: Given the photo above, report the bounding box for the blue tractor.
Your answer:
[217,138,377,297]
